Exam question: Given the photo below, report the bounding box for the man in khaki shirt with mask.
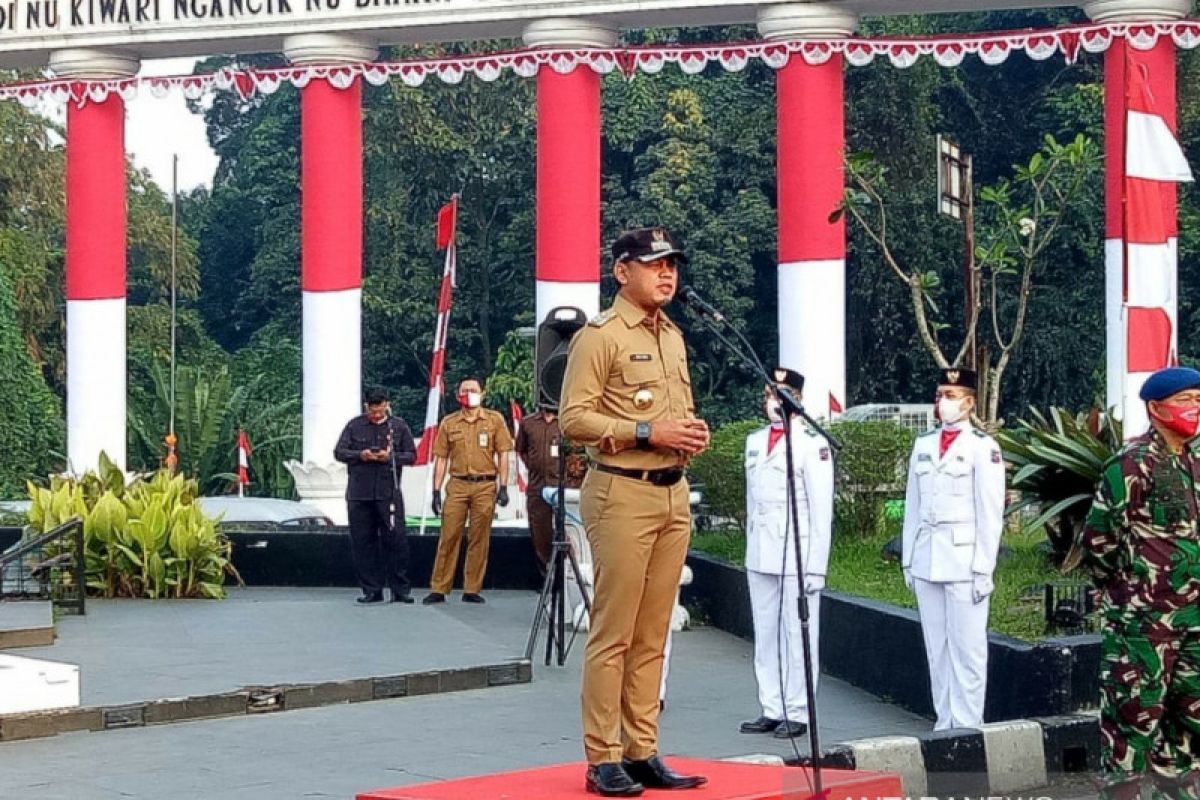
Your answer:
[561,226,710,797]
[424,377,513,605]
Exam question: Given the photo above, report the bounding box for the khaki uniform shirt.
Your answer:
[434,409,514,477]
[559,293,695,470]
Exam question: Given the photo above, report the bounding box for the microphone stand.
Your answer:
[681,300,840,797]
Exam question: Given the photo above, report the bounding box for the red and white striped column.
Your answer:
[1088,0,1192,436]
[523,20,617,324]
[51,49,140,474]
[284,35,377,472]
[759,6,857,419]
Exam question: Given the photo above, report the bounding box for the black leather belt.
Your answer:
[452,474,497,483]
[595,464,684,487]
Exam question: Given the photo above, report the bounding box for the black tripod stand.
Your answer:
[524,439,592,666]
[679,287,841,796]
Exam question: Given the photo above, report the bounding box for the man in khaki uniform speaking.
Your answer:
[561,226,710,797]
[424,377,513,605]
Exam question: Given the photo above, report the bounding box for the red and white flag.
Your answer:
[510,400,527,494]
[236,429,252,497]
[415,196,459,466]
[1118,46,1193,433]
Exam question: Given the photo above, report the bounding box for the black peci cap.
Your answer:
[611,226,689,266]
[938,368,977,391]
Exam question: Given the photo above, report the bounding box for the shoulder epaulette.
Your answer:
[918,428,939,438]
[972,428,989,438]
[589,310,616,327]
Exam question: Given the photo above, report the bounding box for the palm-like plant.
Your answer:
[995,407,1123,569]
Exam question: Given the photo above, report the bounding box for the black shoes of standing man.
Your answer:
[739,715,807,738]
[356,591,413,605]
[586,756,707,796]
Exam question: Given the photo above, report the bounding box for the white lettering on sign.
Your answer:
[0,0,773,65]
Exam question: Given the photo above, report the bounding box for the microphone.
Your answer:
[678,285,725,324]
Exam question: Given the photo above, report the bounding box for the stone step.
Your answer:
[0,601,55,650]
[0,653,79,715]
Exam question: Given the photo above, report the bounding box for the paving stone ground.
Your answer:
[0,587,928,799]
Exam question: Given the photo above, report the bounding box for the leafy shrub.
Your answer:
[826,420,916,539]
[0,264,63,493]
[688,419,760,530]
[996,407,1122,568]
[26,453,239,599]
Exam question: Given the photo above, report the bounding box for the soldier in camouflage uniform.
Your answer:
[1081,367,1200,800]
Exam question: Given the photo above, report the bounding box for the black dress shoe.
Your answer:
[621,755,707,790]
[461,593,486,604]
[774,720,808,738]
[739,715,782,734]
[391,593,414,604]
[356,593,384,605]
[422,592,446,605]
[585,763,643,797]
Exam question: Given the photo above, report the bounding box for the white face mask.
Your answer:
[937,397,969,425]
[464,391,482,409]
[766,399,783,424]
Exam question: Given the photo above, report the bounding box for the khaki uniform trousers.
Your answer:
[430,478,497,595]
[526,491,555,573]
[580,469,691,764]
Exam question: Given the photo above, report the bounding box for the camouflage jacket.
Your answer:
[1080,430,1200,613]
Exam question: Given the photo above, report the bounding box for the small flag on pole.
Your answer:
[237,429,252,497]
[510,400,527,494]
[416,194,459,467]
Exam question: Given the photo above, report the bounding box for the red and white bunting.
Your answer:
[414,196,458,467]
[237,428,252,497]
[9,21,1200,107]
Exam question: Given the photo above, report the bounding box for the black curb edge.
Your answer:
[0,659,532,743]
[792,713,1099,791]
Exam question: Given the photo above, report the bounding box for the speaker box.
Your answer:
[535,306,588,410]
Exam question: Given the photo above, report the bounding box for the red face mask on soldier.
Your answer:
[1152,402,1200,439]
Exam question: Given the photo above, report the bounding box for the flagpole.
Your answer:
[165,153,180,473]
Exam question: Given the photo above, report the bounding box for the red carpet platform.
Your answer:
[357,757,903,800]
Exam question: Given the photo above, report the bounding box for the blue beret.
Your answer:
[1138,367,1200,402]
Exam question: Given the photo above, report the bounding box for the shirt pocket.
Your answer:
[915,461,935,493]
[939,458,972,496]
[618,360,665,412]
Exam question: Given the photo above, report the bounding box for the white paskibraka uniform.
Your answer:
[901,422,1005,730]
[744,422,834,721]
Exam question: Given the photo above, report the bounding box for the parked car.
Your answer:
[196,497,334,529]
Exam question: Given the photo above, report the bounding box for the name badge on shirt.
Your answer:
[550,444,559,458]
[479,433,489,448]
[917,453,932,463]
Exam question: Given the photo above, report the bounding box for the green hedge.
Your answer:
[688,417,916,537]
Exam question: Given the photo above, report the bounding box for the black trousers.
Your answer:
[347,498,410,597]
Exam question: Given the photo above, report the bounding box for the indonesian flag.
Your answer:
[510,400,527,493]
[237,429,252,496]
[828,392,843,416]
[415,195,459,466]
[1120,45,1193,432]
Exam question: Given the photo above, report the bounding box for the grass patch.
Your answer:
[690,524,1065,642]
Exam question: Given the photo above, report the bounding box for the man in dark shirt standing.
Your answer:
[334,389,417,605]
[514,404,561,576]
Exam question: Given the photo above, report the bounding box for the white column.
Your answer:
[759,5,857,419]
[523,19,616,326]
[283,34,376,524]
[50,49,139,475]
[1084,0,1191,436]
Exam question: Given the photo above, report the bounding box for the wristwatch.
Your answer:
[635,421,653,450]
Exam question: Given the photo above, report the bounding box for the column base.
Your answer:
[285,460,349,525]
